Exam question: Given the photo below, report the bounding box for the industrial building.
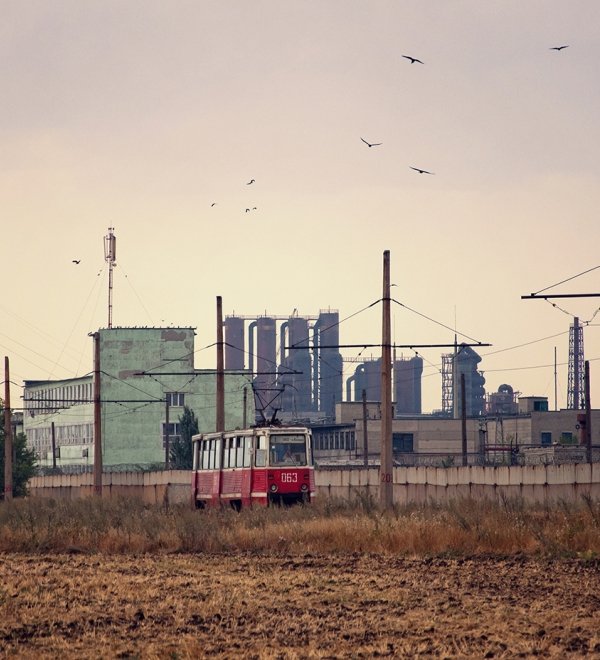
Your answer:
[23,327,253,469]
[345,355,424,414]
[310,397,600,467]
[224,310,343,421]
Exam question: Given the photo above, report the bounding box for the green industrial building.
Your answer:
[23,327,254,469]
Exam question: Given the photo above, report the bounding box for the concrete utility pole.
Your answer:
[93,333,103,496]
[164,397,170,468]
[585,360,592,463]
[4,357,13,501]
[379,250,393,509]
[216,296,225,432]
[51,422,57,470]
[362,389,369,467]
[461,373,468,466]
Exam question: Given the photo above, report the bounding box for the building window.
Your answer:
[393,432,414,453]
[534,400,548,412]
[166,392,185,407]
[560,432,575,445]
[162,422,181,447]
[541,432,552,447]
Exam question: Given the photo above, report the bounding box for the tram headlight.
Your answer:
[270,484,278,492]
[301,484,308,492]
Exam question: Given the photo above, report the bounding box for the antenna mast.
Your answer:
[104,227,117,328]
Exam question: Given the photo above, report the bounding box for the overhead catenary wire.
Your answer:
[532,265,600,295]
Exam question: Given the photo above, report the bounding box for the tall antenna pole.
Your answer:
[104,228,117,328]
[379,250,393,510]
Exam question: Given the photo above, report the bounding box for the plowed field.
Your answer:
[1,553,599,658]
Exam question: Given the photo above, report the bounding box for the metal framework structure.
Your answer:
[441,353,453,415]
[567,317,585,409]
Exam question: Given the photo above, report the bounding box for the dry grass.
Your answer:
[2,496,600,657]
[0,493,599,557]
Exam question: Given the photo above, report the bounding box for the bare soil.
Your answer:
[1,553,599,658]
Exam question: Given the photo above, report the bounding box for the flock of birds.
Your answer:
[200,44,569,217]
[360,45,570,178]
[66,43,571,265]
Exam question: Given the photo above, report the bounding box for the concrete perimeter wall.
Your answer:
[316,464,600,504]
[28,471,191,505]
[28,464,600,505]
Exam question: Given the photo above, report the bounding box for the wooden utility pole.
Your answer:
[216,296,225,432]
[362,389,369,467]
[461,373,468,466]
[379,250,393,509]
[585,360,592,463]
[4,357,13,501]
[93,333,103,497]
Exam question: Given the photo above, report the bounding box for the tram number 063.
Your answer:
[281,473,298,483]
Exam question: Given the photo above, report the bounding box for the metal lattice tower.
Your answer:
[567,316,585,409]
[441,353,453,415]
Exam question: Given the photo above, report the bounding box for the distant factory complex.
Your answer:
[20,309,598,470]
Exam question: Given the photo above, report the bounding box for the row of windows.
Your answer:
[166,392,185,407]
[313,430,355,451]
[541,431,575,446]
[26,383,93,414]
[27,424,94,452]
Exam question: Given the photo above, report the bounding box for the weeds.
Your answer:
[0,495,599,557]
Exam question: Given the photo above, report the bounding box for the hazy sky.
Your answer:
[2,1,600,414]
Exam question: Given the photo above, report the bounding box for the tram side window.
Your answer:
[255,436,267,467]
[235,437,244,466]
[222,438,230,468]
[201,440,210,470]
[243,437,251,467]
[192,441,198,470]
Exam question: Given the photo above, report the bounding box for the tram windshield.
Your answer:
[269,434,308,466]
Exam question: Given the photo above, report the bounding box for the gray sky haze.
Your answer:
[2,1,600,413]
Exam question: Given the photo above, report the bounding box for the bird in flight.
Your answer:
[402,55,424,64]
[410,166,434,175]
[211,202,217,207]
[549,45,569,51]
[72,260,81,264]
[246,179,255,185]
[361,137,382,148]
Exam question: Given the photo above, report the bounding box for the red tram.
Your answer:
[191,425,315,509]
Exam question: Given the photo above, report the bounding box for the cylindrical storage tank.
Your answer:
[287,317,312,411]
[254,317,279,420]
[363,360,382,401]
[317,311,339,347]
[316,311,343,417]
[394,356,423,414]
[224,317,245,370]
[256,317,277,373]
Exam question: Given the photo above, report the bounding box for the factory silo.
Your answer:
[315,311,343,418]
[452,344,486,418]
[346,359,381,401]
[254,317,279,419]
[394,356,423,414]
[279,316,313,413]
[224,316,245,370]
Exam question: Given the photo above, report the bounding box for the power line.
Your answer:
[531,265,600,295]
